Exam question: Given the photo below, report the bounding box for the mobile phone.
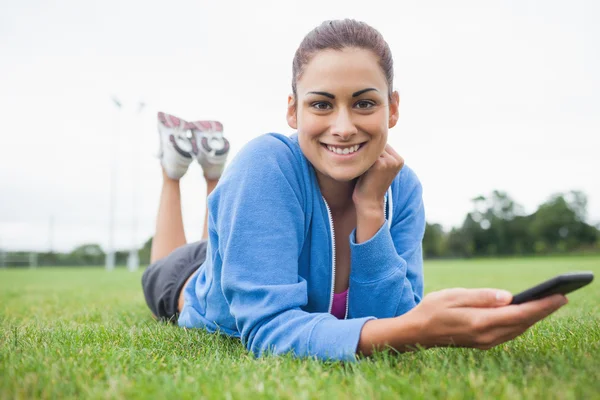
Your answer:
[510,272,594,305]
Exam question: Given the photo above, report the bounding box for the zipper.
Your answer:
[386,186,393,228]
[322,197,337,315]
[344,279,350,320]
[323,193,390,320]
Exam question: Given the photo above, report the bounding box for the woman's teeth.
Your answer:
[326,144,360,155]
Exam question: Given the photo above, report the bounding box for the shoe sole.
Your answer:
[158,112,184,129]
[187,120,224,132]
[186,120,230,156]
[158,112,198,158]
[169,135,196,158]
[200,135,229,156]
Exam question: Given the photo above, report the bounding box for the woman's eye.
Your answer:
[355,100,376,109]
[311,101,332,110]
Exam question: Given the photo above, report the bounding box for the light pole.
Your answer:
[106,96,121,271]
[127,101,145,272]
[48,215,54,253]
[0,236,5,268]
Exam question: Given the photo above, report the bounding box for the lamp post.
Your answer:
[0,237,5,269]
[106,96,121,271]
[127,101,145,272]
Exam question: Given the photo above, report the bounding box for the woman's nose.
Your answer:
[330,109,357,140]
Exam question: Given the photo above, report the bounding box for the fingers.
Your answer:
[440,288,513,308]
[422,290,567,351]
[472,325,528,350]
[463,296,566,349]
[469,294,567,335]
[384,144,401,160]
[492,294,567,326]
[382,145,403,163]
[378,145,404,172]
[472,297,564,349]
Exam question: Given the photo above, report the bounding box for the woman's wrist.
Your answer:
[354,198,384,214]
[355,205,385,244]
[357,313,426,356]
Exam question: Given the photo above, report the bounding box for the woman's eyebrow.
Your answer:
[306,88,378,99]
[352,88,378,97]
[307,91,335,99]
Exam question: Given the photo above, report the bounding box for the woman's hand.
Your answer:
[405,288,567,350]
[352,144,404,243]
[358,288,567,356]
[352,144,404,213]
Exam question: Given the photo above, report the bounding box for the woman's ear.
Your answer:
[287,94,298,129]
[388,91,400,128]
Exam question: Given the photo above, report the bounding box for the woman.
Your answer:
[142,19,566,361]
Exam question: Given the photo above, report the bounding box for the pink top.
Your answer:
[331,289,348,319]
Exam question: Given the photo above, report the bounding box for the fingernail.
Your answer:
[496,290,512,303]
[560,296,568,306]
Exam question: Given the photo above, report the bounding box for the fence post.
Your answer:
[29,252,38,269]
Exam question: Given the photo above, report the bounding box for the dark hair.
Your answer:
[292,19,394,98]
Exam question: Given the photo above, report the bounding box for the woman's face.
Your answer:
[288,47,399,183]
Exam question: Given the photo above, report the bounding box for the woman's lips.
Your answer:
[321,142,365,158]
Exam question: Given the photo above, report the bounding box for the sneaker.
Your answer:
[186,120,230,180]
[157,112,198,180]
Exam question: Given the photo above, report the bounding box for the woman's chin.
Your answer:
[322,166,365,183]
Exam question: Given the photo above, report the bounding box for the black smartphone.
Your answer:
[510,272,594,305]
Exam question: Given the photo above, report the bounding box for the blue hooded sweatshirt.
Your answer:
[178,133,425,361]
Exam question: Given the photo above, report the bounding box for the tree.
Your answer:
[423,223,446,258]
[464,191,530,256]
[529,193,597,253]
[69,244,105,265]
[565,190,588,222]
[426,189,598,258]
[139,236,153,265]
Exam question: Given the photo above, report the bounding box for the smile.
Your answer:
[321,142,365,156]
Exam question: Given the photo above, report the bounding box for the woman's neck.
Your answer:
[316,171,356,215]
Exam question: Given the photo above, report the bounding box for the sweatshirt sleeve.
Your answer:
[347,166,425,319]
[212,135,374,361]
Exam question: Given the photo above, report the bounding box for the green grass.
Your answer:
[1,256,599,399]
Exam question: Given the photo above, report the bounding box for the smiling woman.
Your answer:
[141,19,567,362]
[289,47,398,185]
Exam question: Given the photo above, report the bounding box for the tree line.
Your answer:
[2,189,599,267]
[1,238,154,268]
[423,190,599,258]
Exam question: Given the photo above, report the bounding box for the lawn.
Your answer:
[1,256,599,399]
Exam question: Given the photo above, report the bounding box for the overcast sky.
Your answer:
[1,0,599,252]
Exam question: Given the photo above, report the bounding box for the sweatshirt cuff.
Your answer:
[308,316,375,361]
[349,223,404,283]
